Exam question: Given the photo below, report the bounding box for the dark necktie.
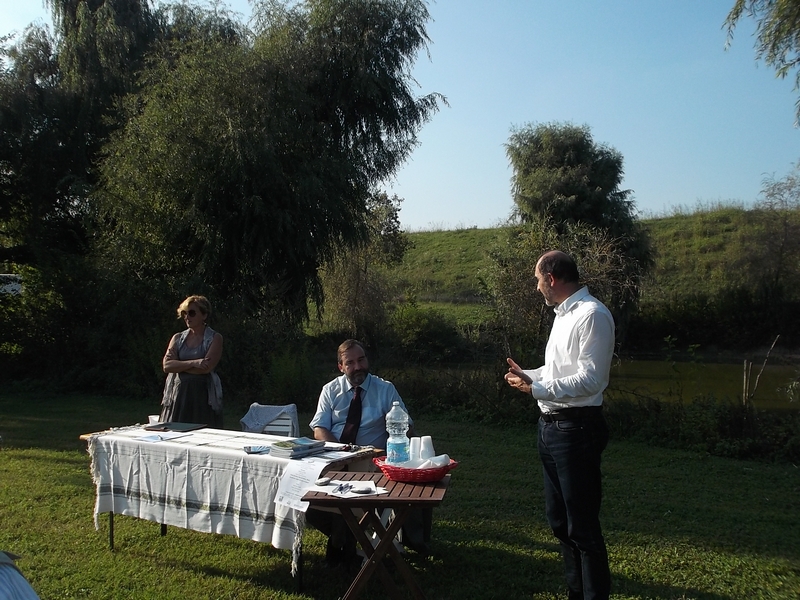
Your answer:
[339,386,362,444]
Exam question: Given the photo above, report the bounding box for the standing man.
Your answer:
[505,250,614,600]
[309,339,425,567]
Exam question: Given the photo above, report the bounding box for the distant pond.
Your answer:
[609,359,799,411]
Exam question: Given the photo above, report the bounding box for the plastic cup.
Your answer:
[409,437,421,460]
[419,435,435,459]
[148,415,160,425]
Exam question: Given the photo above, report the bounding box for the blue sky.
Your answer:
[4,1,799,231]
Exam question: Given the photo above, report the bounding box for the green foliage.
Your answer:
[0,24,90,269]
[2,0,443,395]
[51,0,158,105]
[726,0,800,121]
[316,192,411,345]
[51,271,175,397]
[96,0,442,316]
[262,343,321,412]
[387,301,468,363]
[0,266,66,380]
[0,1,165,384]
[604,387,800,463]
[0,0,161,270]
[507,122,633,231]
[388,361,534,424]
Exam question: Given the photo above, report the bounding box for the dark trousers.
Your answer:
[538,414,611,600]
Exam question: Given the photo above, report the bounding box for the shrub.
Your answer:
[262,344,319,412]
[387,302,469,363]
[604,386,800,463]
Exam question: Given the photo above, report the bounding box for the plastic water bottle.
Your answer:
[385,401,410,464]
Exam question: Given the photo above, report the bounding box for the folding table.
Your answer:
[302,470,450,600]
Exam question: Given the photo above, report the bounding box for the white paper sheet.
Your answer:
[274,459,328,511]
[306,479,388,499]
[136,432,193,443]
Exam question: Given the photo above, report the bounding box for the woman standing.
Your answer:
[160,295,223,428]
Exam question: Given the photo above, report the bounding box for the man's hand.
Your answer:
[505,357,533,394]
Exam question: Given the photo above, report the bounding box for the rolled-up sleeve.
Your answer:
[309,384,336,432]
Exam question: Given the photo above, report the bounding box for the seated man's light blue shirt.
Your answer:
[309,373,412,449]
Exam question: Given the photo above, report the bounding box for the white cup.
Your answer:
[148,415,160,425]
[409,437,421,461]
[419,436,435,459]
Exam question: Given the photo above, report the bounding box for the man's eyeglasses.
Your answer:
[181,309,197,318]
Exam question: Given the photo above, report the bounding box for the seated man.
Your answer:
[310,338,412,448]
[308,339,428,567]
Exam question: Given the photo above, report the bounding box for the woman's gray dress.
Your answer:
[160,329,223,428]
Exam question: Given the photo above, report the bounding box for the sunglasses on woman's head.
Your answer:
[181,309,197,318]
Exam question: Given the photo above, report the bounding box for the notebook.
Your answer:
[143,422,207,432]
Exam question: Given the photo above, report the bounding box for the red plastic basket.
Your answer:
[373,457,458,483]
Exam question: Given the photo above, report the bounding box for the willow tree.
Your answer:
[726,0,800,122]
[0,1,164,381]
[506,122,638,235]
[1,0,158,271]
[97,0,442,318]
[48,0,158,122]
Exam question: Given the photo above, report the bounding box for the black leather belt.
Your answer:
[539,405,603,422]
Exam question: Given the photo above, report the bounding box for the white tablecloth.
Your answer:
[87,427,316,572]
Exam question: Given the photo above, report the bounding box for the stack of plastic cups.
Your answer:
[419,436,435,459]
[409,437,421,462]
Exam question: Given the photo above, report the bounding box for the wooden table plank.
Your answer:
[302,473,449,508]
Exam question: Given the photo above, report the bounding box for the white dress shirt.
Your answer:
[523,286,615,413]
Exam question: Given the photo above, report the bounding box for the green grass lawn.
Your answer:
[1,392,798,599]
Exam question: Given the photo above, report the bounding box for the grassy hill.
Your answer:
[391,226,505,302]
[393,205,800,352]
[400,206,780,303]
[639,205,757,304]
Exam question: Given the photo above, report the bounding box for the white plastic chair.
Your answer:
[240,403,300,437]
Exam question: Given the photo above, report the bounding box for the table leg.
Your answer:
[362,508,426,600]
[339,505,426,600]
[160,523,167,537]
[109,513,114,551]
[340,507,404,600]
